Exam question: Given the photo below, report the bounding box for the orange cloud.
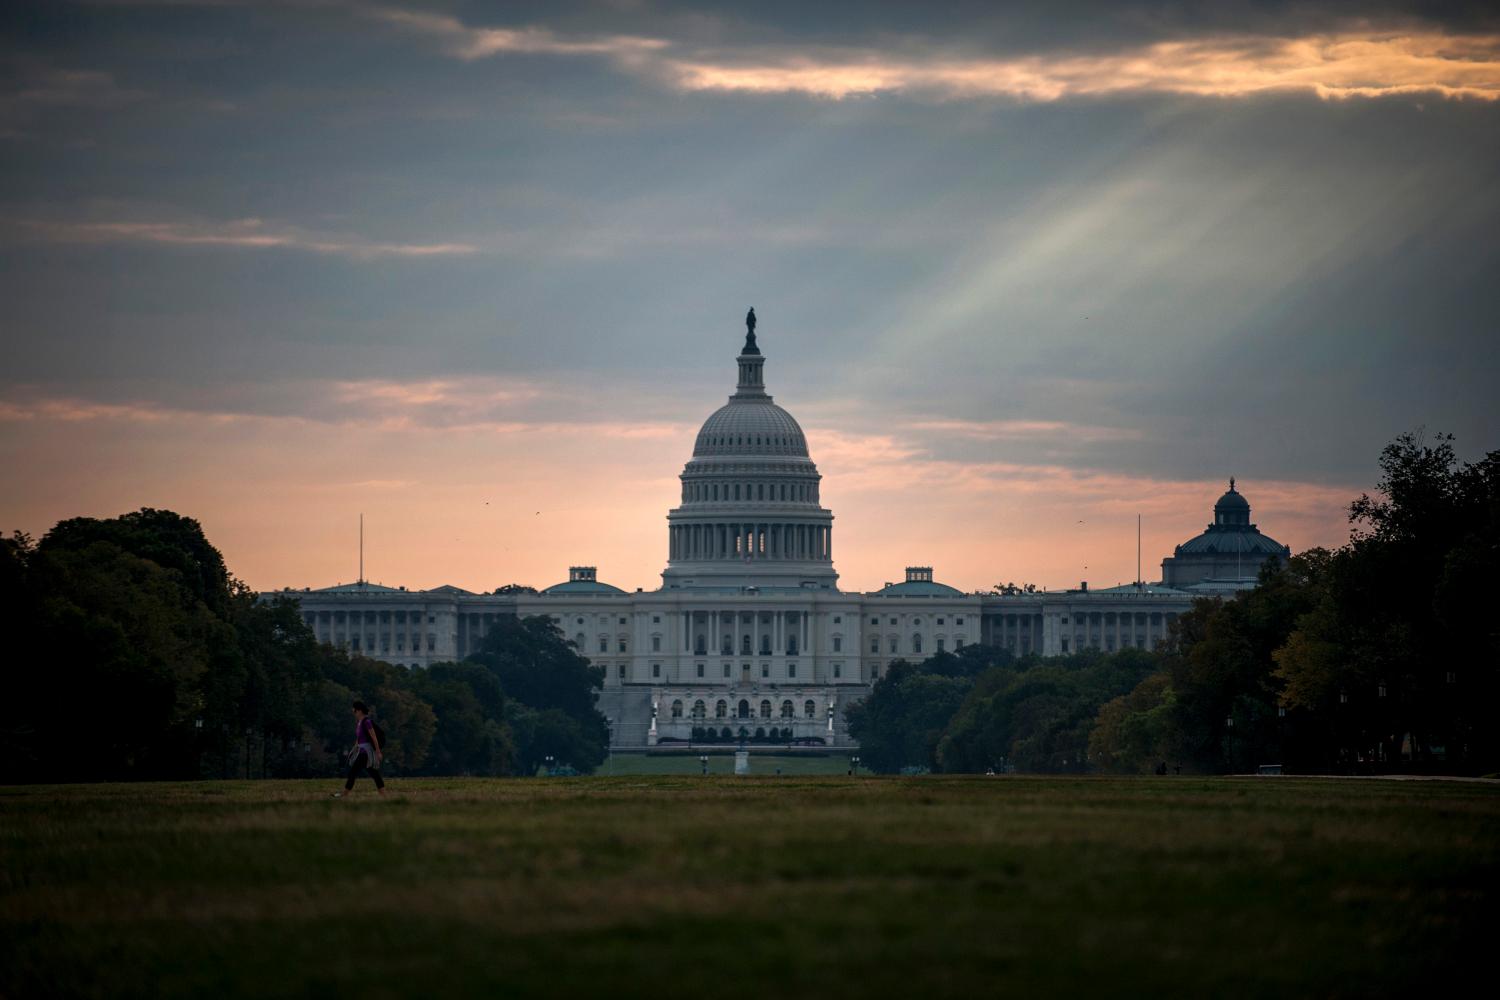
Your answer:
[371,7,1500,103]
[666,32,1500,101]
[0,384,1358,594]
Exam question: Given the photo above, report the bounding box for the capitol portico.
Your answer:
[268,316,1291,749]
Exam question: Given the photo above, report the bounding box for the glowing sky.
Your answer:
[2,1,1497,594]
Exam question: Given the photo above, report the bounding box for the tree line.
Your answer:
[0,510,609,783]
[848,432,1499,775]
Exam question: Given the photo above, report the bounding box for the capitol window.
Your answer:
[833,663,841,678]
[692,700,706,720]
[696,663,704,678]
[652,663,661,678]
[761,664,770,678]
[804,700,816,719]
[716,700,727,718]
[888,637,897,653]
[788,663,797,677]
[652,636,661,651]
[870,637,879,653]
[913,634,923,654]
[671,700,683,719]
[832,636,842,652]
[781,700,794,718]
[759,700,772,719]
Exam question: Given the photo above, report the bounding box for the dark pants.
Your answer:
[345,749,385,791]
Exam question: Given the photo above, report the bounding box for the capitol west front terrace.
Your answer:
[266,322,1290,750]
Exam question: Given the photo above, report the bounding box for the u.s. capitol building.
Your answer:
[268,320,1290,748]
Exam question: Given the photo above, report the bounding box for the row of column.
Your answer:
[680,609,811,657]
[669,521,831,562]
[1066,610,1175,650]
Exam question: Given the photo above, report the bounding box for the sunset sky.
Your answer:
[2,1,1498,594]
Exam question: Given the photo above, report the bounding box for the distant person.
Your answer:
[1155,761,1168,775]
[332,700,385,798]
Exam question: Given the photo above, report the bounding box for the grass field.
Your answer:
[3,776,1497,999]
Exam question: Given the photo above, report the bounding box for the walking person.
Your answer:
[332,700,385,797]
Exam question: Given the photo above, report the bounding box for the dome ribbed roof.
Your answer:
[1175,531,1288,556]
[693,401,809,457]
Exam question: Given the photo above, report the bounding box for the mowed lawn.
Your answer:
[3,777,1496,999]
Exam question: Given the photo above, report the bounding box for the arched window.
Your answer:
[715,699,727,719]
[913,633,923,654]
[692,700,706,720]
[804,699,816,719]
[575,633,585,648]
[780,699,794,718]
[759,699,772,719]
[737,699,751,719]
[671,699,683,719]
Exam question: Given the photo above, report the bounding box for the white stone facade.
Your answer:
[268,326,1278,749]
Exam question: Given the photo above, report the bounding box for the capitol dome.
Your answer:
[662,315,837,590]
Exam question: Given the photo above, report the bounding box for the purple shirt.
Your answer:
[356,717,376,746]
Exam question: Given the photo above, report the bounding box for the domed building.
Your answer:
[273,313,1297,751]
[1160,479,1291,589]
[663,327,836,590]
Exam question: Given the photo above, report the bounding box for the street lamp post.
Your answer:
[543,754,555,777]
[1224,715,1235,773]
[850,754,861,775]
[699,754,709,776]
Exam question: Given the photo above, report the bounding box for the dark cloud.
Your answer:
[0,0,1496,500]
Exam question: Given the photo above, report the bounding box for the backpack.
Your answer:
[371,721,387,748]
